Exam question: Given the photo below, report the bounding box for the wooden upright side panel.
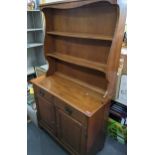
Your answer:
[107,0,127,97]
[86,103,110,155]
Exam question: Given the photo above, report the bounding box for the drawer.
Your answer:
[34,86,54,103]
[54,97,87,127]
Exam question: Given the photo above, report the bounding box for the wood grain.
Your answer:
[31,0,127,154]
[32,74,103,116]
[46,52,107,73]
[55,60,108,91]
[47,31,113,41]
[49,36,111,64]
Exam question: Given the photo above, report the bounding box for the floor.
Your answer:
[27,122,127,155]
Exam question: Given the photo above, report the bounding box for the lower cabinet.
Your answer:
[56,108,86,155]
[34,87,107,155]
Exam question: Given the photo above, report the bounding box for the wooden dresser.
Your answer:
[31,0,126,154]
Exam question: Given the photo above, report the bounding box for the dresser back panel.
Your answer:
[53,36,111,64]
[44,1,118,36]
[56,60,107,90]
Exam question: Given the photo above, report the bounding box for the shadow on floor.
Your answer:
[27,122,127,155]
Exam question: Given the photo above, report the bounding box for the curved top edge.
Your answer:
[40,0,118,10]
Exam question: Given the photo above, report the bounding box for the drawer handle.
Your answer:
[65,106,72,116]
[39,90,45,97]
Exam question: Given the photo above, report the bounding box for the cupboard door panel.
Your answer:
[54,97,87,126]
[56,109,85,154]
[37,96,56,131]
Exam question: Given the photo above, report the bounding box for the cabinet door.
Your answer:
[56,109,86,154]
[37,96,55,131]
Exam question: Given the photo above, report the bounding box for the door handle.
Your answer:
[39,90,44,97]
[65,106,72,116]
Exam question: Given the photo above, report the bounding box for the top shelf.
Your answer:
[47,31,113,41]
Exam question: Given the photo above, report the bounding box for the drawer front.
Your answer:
[54,97,87,127]
[34,86,54,103]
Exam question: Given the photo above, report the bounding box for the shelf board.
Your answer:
[27,43,43,48]
[47,31,113,41]
[46,52,107,73]
[27,28,43,32]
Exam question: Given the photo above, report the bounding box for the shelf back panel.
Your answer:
[52,36,111,64]
[44,1,117,36]
[55,60,108,91]
[41,0,125,96]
